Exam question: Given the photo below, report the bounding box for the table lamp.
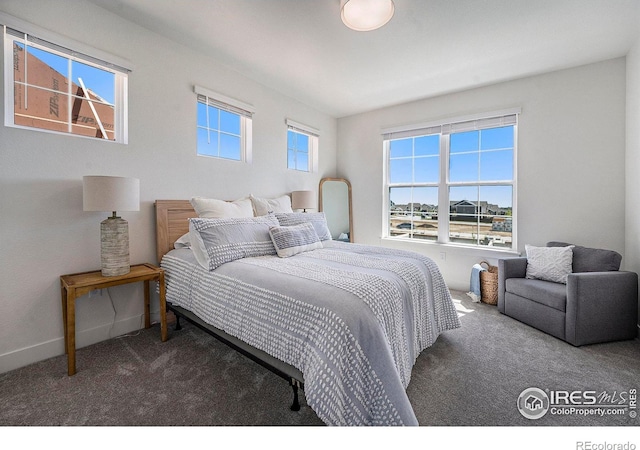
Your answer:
[83,176,140,276]
[291,190,316,213]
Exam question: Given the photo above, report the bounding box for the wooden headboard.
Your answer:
[155,200,196,262]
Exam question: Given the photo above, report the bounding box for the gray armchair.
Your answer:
[498,242,638,346]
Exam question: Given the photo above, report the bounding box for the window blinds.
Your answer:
[194,85,254,119]
[382,107,520,140]
[286,118,319,137]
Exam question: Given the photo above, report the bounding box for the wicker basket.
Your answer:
[479,260,498,305]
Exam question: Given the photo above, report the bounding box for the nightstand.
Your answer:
[60,263,167,376]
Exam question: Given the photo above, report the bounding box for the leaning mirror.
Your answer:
[319,177,353,242]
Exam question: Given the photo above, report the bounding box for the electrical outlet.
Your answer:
[440,252,446,261]
[89,289,102,298]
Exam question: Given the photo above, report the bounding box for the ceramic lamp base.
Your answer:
[100,216,130,276]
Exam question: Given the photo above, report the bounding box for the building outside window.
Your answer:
[2,17,130,143]
[384,109,519,249]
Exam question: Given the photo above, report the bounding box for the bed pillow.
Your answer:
[269,222,322,258]
[189,216,278,270]
[525,244,574,284]
[174,233,191,249]
[190,196,254,218]
[250,194,293,216]
[274,212,332,241]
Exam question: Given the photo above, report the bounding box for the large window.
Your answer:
[3,18,130,143]
[196,85,254,162]
[384,110,518,249]
[286,119,318,172]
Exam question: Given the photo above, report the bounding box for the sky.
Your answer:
[389,126,514,209]
[196,103,242,159]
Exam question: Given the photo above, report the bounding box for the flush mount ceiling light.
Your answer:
[340,0,395,31]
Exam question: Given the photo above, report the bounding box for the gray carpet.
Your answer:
[1,290,639,428]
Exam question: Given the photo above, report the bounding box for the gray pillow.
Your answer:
[189,216,278,270]
[269,222,322,258]
[546,242,621,272]
[274,212,332,241]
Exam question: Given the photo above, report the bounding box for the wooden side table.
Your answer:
[60,263,167,376]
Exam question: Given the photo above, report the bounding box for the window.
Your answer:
[2,17,130,143]
[384,109,518,249]
[287,129,309,171]
[286,119,319,172]
[196,85,254,162]
[388,134,440,241]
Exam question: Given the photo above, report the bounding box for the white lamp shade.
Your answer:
[341,0,395,31]
[291,190,316,211]
[83,176,140,212]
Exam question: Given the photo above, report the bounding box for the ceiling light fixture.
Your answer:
[340,0,395,32]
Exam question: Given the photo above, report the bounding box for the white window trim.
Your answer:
[2,13,131,143]
[382,108,520,251]
[286,118,319,173]
[195,85,254,163]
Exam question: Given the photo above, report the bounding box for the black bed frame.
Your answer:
[167,303,305,411]
[155,200,305,412]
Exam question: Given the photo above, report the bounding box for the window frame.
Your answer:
[195,85,254,163]
[286,118,319,173]
[2,13,131,143]
[382,108,519,251]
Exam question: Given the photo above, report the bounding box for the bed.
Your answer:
[155,199,460,426]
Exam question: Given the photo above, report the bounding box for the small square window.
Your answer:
[3,26,129,143]
[286,119,318,172]
[195,87,253,162]
[288,130,311,171]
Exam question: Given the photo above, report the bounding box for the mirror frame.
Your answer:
[319,177,353,243]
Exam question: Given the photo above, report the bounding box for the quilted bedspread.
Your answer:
[161,241,460,425]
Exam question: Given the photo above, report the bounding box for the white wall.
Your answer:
[0,0,337,373]
[625,31,640,326]
[338,59,627,292]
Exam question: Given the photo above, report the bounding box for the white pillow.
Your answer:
[190,197,254,218]
[174,233,191,249]
[250,194,293,216]
[525,244,575,284]
[269,222,322,258]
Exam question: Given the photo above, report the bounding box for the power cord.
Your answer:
[104,287,144,339]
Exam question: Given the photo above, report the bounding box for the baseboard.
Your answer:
[0,314,148,375]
